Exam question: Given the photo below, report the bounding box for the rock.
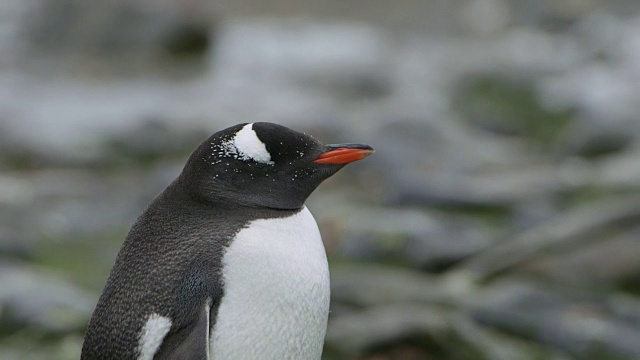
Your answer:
[607,295,640,326]
[594,142,640,190]
[325,303,451,357]
[459,0,511,36]
[454,74,573,150]
[330,206,495,270]
[0,163,183,265]
[538,14,640,149]
[212,21,390,85]
[21,0,216,74]
[473,279,640,359]
[0,261,94,333]
[0,76,213,167]
[0,335,83,360]
[451,316,572,360]
[161,23,212,59]
[457,196,640,281]
[384,159,582,211]
[367,117,536,210]
[0,175,38,259]
[100,119,209,168]
[522,227,640,289]
[330,263,450,308]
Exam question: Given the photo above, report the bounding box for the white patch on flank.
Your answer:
[210,207,330,360]
[222,123,273,164]
[205,298,211,360]
[137,313,172,360]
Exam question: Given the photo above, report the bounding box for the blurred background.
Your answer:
[2,0,640,359]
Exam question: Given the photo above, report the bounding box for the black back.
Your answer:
[81,122,353,359]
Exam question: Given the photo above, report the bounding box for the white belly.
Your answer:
[210,206,330,360]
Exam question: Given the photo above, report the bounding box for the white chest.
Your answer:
[210,207,330,360]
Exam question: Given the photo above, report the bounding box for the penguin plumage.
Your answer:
[81,122,373,360]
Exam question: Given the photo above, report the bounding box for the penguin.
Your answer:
[81,122,374,360]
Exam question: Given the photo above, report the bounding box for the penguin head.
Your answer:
[180,122,374,210]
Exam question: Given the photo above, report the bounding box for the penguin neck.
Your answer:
[161,177,303,222]
[175,173,308,212]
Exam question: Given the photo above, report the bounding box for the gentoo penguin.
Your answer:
[81,122,373,360]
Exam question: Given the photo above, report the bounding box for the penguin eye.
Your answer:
[216,123,275,165]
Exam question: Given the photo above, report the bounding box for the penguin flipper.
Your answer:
[154,299,211,360]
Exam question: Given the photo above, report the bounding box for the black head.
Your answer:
[179,122,374,210]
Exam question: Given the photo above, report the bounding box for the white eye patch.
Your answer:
[217,123,274,165]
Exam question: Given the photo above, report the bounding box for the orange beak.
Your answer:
[313,144,374,165]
